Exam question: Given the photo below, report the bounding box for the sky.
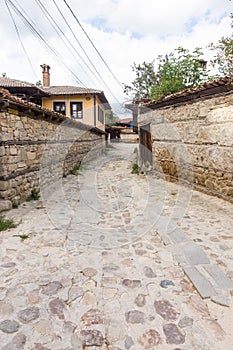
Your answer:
[0,0,232,114]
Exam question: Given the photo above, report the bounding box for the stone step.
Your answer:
[183,266,217,298]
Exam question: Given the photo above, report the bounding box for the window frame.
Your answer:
[98,105,105,124]
[70,101,83,119]
[53,101,66,116]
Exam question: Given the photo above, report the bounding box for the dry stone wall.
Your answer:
[0,94,105,210]
[138,87,233,203]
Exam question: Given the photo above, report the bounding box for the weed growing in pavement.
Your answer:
[27,189,40,201]
[13,234,30,240]
[69,163,81,176]
[0,216,16,231]
[131,163,140,174]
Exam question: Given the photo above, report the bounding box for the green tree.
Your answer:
[150,47,210,100]
[123,61,158,99]
[209,14,233,77]
[124,47,211,101]
[105,110,119,126]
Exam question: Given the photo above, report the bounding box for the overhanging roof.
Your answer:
[0,77,49,98]
[42,85,111,109]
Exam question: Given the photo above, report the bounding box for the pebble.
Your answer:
[42,281,62,296]
[0,320,20,333]
[160,280,175,288]
[34,344,50,350]
[125,310,145,324]
[154,300,179,321]
[18,307,40,323]
[178,316,194,328]
[81,308,103,325]
[1,333,26,350]
[103,265,120,272]
[144,266,157,278]
[135,294,146,307]
[1,262,16,268]
[49,298,66,320]
[82,267,98,277]
[125,335,134,349]
[0,302,14,315]
[138,329,162,348]
[122,279,141,288]
[80,329,104,346]
[163,323,185,344]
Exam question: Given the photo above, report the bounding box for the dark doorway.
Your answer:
[139,124,152,167]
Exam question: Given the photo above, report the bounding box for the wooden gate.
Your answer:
[139,124,152,167]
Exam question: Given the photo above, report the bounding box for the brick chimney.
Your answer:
[40,64,51,87]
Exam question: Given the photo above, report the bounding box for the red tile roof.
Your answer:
[0,78,111,108]
[0,77,36,87]
[0,88,105,134]
[42,86,110,107]
[0,77,49,96]
[140,76,233,109]
[42,85,103,95]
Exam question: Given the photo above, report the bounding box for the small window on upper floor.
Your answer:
[70,102,83,119]
[98,105,104,124]
[53,101,66,115]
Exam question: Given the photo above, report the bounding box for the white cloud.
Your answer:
[0,0,232,110]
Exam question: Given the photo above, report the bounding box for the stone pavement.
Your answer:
[1,143,233,350]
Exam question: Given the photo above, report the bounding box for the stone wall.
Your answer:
[0,90,105,210]
[138,80,233,202]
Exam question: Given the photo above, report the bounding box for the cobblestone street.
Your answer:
[1,143,233,350]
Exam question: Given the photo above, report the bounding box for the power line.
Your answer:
[5,0,124,111]
[6,0,87,87]
[35,0,100,86]
[63,0,124,90]
[4,0,38,80]
[52,0,122,105]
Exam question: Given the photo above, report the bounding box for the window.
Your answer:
[70,102,83,119]
[98,106,104,124]
[53,101,66,115]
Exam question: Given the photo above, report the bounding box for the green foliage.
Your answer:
[105,111,120,126]
[27,189,40,201]
[123,61,158,99]
[0,216,16,231]
[12,202,19,209]
[69,164,81,176]
[131,163,140,174]
[124,48,211,101]
[150,47,210,100]
[13,234,29,240]
[209,14,233,77]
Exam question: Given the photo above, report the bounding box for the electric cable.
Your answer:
[4,0,38,80]
[63,0,124,90]
[35,0,101,86]
[52,0,122,105]
[6,0,87,87]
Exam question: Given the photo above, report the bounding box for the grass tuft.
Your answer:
[27,189,40,201]
[0,216,16,231]
[131,163,140,174]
